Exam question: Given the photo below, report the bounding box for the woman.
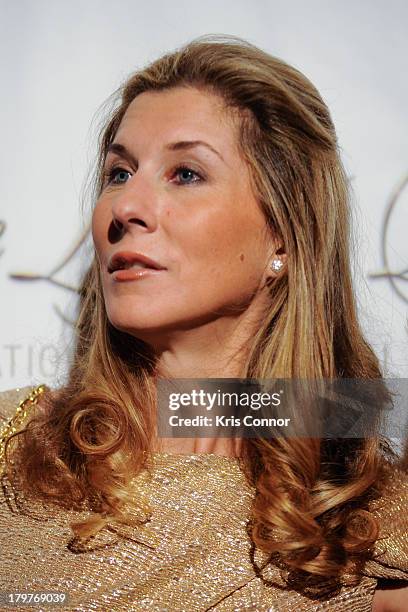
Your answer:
[0,35,407,611]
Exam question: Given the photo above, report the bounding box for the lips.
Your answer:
[108,251,166,273]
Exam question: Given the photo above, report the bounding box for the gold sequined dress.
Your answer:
[1,386,407,611]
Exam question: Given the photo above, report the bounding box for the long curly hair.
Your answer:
[5,34,398,587]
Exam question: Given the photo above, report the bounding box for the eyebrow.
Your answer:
[165,140,224,162]
[106,140,225,164]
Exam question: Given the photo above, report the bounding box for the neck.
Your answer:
[154,301,267,379]
[147,305,267,458]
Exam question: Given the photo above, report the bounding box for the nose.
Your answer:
[109,173,158,239]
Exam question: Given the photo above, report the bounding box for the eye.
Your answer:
[103,166,132,186]
[172,165,203,185]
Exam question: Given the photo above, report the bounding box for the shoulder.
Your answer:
[0,384,50,422]
[364,463,408,579]
[0,384,50,465]
[362,463,408,610]
[0,385,43,422]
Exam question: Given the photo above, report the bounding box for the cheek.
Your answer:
[178,209,267,287]
[203,206,267,264]
[91,202,108,253]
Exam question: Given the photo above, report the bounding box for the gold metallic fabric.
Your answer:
[1,386,407,611]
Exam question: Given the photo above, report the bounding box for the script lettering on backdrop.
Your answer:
[0,221,5,258]
[7,225,90,326]
[368,172,408,305]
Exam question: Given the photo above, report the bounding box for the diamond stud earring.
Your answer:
[270,259,284,272]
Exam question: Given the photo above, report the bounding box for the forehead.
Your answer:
[114,86,240,151]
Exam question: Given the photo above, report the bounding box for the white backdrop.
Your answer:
[1,0,407,391]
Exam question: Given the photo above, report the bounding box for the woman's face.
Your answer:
[92,86,275,346]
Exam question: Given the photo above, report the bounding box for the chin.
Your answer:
[107,313,177,337]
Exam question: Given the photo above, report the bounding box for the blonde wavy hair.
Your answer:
[5,35,397,589]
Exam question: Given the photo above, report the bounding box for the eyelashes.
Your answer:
[103,167,130,186]
[173,166,203,185]
[102,164,204,188]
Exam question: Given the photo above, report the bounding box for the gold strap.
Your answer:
[0,384,49,469]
